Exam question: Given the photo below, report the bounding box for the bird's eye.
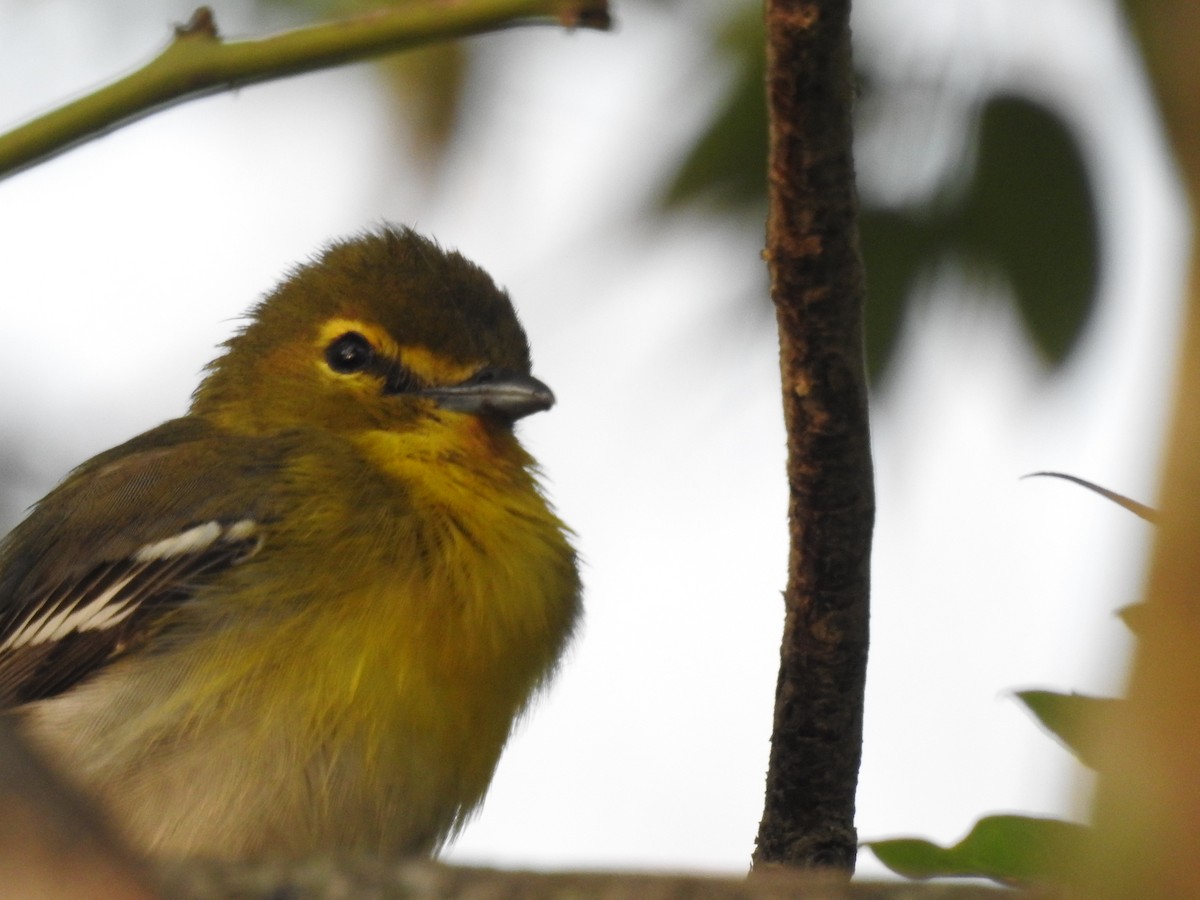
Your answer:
[326,332,374,373]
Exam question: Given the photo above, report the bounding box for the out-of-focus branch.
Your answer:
[0,716,1023,899]
[0,719,159,899]
[0,0,610,181]
[0,719,1017,899]
[753,0,873,873]
[1080,3,1200,897]
[158,858,1016,899]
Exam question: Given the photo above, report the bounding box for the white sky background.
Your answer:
[0,0,1186,880]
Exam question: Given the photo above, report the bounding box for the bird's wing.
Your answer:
[0,418,286,706]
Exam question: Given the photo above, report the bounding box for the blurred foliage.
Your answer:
[868,574,1139,885]
[663,8,768,211]
[1015,690,1117,771]
[375,42,467,166]
[264,0,467,164]
[867,814,1090,886]
[866,689,1103,885]
[661,3,1100,381]
[958,98,1099,364]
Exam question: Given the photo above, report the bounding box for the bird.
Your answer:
[0,225,581,860]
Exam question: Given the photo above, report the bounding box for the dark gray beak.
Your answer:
[420,369,555,422]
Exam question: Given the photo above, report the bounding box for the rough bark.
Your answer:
[753,0,873,872]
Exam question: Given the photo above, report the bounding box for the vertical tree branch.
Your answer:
[753,0,872,872]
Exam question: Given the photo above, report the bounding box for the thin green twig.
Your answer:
[0,0,610,181]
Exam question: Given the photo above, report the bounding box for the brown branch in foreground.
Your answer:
[753,0,873,872]
[1078,3,1200,896]
[0,719,158,899]
[0,717,1032,900]
[158,858,1018,899]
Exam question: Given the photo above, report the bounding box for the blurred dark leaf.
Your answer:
[957,96,1100,365]
[861,94,1099,377]
[857,207,936,377]
[660,3,1100,380]
[867,814,1089,886]
[263,0,468,164]
[662,5,766,210]
[375,43,467,165]
[1014,689,1120,770]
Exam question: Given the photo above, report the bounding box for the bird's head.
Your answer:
[191,226,553,438]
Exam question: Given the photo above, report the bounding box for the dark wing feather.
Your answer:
[0,418,290,707]
[0,525,260,704]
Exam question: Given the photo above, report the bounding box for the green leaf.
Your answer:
[866,814,1089,886]
[1015,690,1119,770]
[957,96,1099,366]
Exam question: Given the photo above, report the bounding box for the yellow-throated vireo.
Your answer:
[0,226,580,860]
